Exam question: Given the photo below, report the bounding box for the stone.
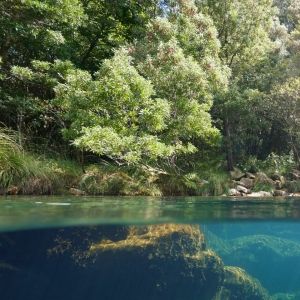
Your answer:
[238,177,254,189]
[228,188,241,196]
[270,173,281,181]
[275,180,283,190]
[288,169,300,180]
[285,180,300,193]
[273,190,288,197]
[289,193,300,197]
[49,225,269,300]
[236,185,250,194]
[247,191,273,197]
[246,172,256,179]
[255,172,275,186]
[69,188,86,196]
[217,266,270,300]
[230,168,245,181]
[6,186,19,195]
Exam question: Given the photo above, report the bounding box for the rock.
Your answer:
[238,177,254,189]
[228,188,241,196]
[273,190,288,197]
[6,186,19,195]
[236,185,250,194]
[285,180,300,193]
[230,168,245,181]
[289,193,300,197]
[275,180,283,190]
[209,233,300,296]
[48,225,269,300]
[216,266,270,300]
[246,172,256,179]
[69,188,86,196]
[255,172,275,186]
[270,173,281,181]
[247,191,273,197]
[288,169,300,180]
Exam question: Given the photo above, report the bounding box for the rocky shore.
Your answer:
[228,168,300,198]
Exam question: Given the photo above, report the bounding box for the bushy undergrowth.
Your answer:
[238,153,296,176]
[0,128,81,194]
[79,164,162,196]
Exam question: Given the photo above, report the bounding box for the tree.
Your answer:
[270,78,300,165]
[198,0,275,169]
[0,0,84,146]
[0,0,159,149]
[55,49,172,164]
[55,0,224,167]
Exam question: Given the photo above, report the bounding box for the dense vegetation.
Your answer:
[1,0,300,195]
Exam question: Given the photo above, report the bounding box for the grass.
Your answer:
[197,172,230,196]
[252,182,274,193]
[0,128,81,194]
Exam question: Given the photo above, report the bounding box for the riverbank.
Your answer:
[2,151,300,197]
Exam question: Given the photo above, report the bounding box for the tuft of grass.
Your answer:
[0,127,81,194]
[252,182,274,192]
[198,172,230,196]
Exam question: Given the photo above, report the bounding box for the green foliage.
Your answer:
[270,77,300,163]
[197,172,230,196]
[56,48,175,164]
[239,153,296,175]
[286,180,300,193]
[79,164,162,196]
[252,182,274,193]
[1,0,300,195]
[0,128,81,194]
[198,0,274,75]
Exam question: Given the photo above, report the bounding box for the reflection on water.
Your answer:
[1,223,300,299]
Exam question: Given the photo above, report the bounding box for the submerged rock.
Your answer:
[215,266,270,300]
[49,225,270,300]
[207,232,300,295]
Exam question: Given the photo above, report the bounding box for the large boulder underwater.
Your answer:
[47,224,270,300]
[0,224,270,300]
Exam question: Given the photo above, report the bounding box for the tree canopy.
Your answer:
[1,0,300,173]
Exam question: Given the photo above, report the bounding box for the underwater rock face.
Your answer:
[49,225,270,300]
[0,225,270,300]
[206,231,300,295]
[215,266,270,300]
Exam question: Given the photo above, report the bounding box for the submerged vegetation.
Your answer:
[1,0,300,195]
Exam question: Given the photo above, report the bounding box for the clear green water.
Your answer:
[1,196,300,300]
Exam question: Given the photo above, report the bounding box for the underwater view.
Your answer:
[1,197,300,300]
